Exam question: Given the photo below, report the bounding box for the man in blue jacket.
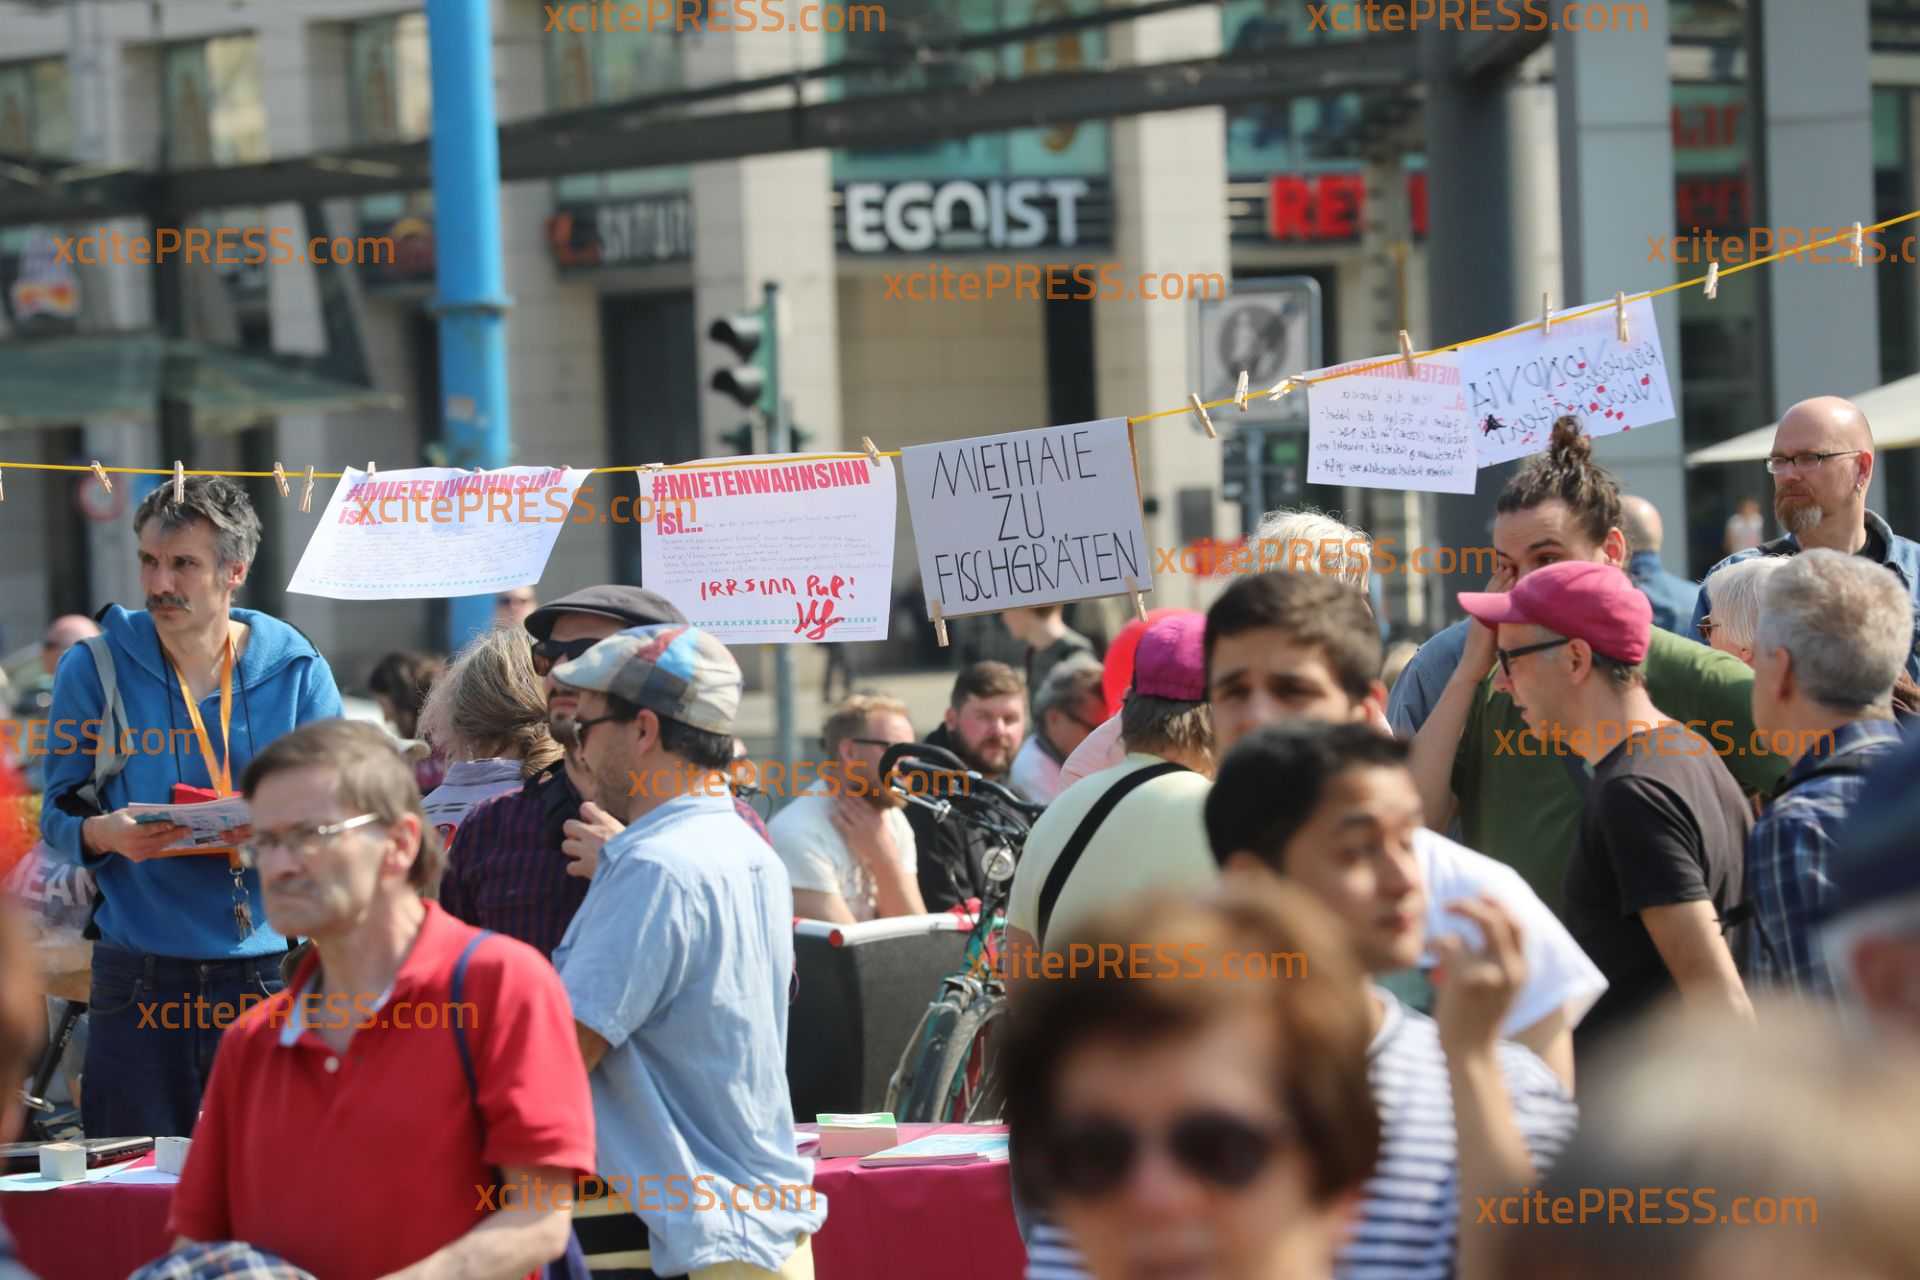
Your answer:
[41,476,341,1137]
[1690,396,1920,678]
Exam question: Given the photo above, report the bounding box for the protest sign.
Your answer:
[640,454,897,644]
[1305,353,1475,494]
[901,418,1151,619]
[1461,295,1675,467]
[287,466,592,599]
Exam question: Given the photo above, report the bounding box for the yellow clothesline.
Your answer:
[5,210,1913,486]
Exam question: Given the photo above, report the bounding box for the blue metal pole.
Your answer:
[426,0,511,650]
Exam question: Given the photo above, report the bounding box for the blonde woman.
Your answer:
[417,626,564,846]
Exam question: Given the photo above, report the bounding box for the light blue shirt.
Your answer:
[1387,619,1469,739]
[554,790,824,1274]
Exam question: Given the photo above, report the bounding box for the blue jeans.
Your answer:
[82,946,286,1138]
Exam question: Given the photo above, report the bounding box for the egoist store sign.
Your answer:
[835,179,1112,253]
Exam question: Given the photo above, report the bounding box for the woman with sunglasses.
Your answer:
[1001,883,1380,1280]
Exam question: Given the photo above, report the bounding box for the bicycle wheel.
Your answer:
[886,996,963,1123]
[896,996,1007,1124]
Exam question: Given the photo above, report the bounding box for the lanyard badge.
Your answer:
[170,636,252,940]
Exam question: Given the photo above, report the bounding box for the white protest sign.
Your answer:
[901,418,1151,619]
[1305,353,1475,494]
[640,453,897,644]
[1461,295,1675,467]
[287,466,592,600]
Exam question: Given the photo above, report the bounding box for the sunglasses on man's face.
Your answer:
[531,636,600,677]
[1038,1109,1291,1199]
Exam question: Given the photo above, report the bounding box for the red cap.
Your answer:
[1133,610,1208,702]
[1457,560,1651,664]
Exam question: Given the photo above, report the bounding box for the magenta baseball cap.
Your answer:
[1133,610,1208,702]
[1457,560,1652,665]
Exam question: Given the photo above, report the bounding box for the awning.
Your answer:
[0,333,399,435]
[1685,370,1920,466]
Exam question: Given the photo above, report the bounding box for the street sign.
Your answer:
[1191,276,1321,428]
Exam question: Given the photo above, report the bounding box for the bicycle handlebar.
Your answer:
[879,742,1046,825]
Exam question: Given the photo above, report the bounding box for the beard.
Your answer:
[1775,490,1825,535]
[952,730,1016,778]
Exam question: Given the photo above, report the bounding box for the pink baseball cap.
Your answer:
[1133,610,1208,702]
[1457,560,1652,665]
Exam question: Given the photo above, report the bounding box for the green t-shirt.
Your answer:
[1452,626,1785,912]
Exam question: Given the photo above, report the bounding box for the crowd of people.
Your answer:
[0,391,1912,1278]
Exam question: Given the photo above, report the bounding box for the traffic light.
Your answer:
[709,305,774,415]
[721,422,756,455]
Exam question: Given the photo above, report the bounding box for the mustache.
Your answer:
[147,595,191,612]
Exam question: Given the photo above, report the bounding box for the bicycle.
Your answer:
[879,741,1043,1125]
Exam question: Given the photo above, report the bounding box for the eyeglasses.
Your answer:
[1765,450,1863,475]
[1038,1110,1292,1199]
[1495,637,1572,680]
[238,814,381,869]
[1698,615,1716,641]
[531,636,599,677]
[554,713,625,753]
[497,593,534,608]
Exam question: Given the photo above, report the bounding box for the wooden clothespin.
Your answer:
[1187,393,1217,440]
[1,470,6,503]
[929,600,948,649]
[1614,291,1630,343]
[367,460,377,476]
[1124,577,1148,622]
[300,466,316,514]
[1704,261,1720,300]
[1397,330,1416,377]
[272,462,290,498]
[1540,291,1553,335]
[1852,221,1865,267]
[1233,371,1250,412]
[1265,376,1296,401]
[860,436,882,467]
[172,461,185,503]
[89,462,111,494]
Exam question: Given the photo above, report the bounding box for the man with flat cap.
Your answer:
[439,586,721,955]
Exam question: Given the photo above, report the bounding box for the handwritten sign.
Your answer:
[901,418,1151,618]
[1305,354,1475,494]
[640,454,897,644]
[1461,295,1675,467]
[287,466,591,599]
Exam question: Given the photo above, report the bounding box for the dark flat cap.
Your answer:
[524,585,686,640]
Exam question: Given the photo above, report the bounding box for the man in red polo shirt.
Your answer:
[164,720,594,1280]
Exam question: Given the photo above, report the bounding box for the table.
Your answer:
[0,1126,1027,1280]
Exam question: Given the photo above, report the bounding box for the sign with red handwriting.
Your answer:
[640,453,898,645]
[900,418,1151,619]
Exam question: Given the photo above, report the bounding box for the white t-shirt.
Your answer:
[768,781,917,922]
[1007,753,1215,947]
[1416,827,1608,1035]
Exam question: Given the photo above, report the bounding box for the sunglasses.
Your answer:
[553,712,625,753]
[531,636,599,677]
[1038,1109,1291,1198]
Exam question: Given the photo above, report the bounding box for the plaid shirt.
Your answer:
[1745,719,1903,996]
[439,764,773,958]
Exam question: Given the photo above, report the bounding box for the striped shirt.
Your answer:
[1022,991,1577,1280]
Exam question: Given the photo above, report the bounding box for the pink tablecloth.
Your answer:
[1,1126,1026,1280]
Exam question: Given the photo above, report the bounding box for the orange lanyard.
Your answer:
[170,635,235,798]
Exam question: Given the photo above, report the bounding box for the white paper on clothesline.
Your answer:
[639,453,897,645]
[286,466,591,600]
[900,418,1152,620]
[1460,295,1676,467]
[1304,353,1476,495]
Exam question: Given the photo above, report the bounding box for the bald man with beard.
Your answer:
[1692,396,1920,678]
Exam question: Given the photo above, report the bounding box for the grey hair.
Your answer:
[133,475,262,570]
[1703,556,1786,654]
[418,626,563,778]
[1251,507,1373,591]
[1753,549,1910,712]
[1034,653,1104,720]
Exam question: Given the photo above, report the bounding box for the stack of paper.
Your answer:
[858,1131,1010,1168]
[815,1113,899,1158]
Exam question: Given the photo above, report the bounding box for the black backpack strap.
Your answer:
[1036,761,1187,945]
[450,929,495,1148]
